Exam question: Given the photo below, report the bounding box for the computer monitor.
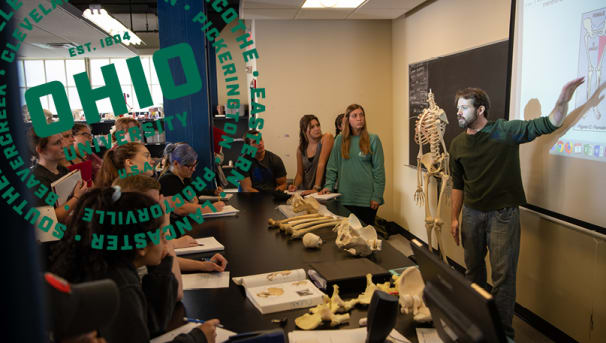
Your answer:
[410,239,507,343]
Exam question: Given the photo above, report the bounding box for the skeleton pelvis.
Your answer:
[419,153,445,173]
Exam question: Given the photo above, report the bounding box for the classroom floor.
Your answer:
[386,234,554,343]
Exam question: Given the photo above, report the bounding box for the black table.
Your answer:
[173,193,420,340]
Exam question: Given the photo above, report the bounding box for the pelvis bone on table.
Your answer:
[334,214,382,257]
[396,267,431,322]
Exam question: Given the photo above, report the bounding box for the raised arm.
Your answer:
[549,77,585,127]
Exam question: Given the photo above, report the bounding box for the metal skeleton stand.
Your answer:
[413,90,451,263]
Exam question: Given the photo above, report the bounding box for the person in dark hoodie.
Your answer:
[50,187,220,343]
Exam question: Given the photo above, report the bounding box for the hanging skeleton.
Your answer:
[413,90,450,263]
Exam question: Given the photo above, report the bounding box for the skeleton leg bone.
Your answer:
[292,221,341,238]
[284,217,335,234]
[268,213,321,227]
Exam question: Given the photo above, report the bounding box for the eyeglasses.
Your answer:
[184,161,198,169]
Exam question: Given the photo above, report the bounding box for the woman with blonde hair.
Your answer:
[320,104,385,226]
[288,114,334,195]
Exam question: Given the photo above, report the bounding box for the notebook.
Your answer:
[202,205,239,218]
[233,269,324,314]
[174,237,225,255]
[50,169,81,207]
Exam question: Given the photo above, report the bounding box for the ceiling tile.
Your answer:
[242,0,305,9]
[295,9,353,20]
[241,8,299,20]
[349,8,406,19]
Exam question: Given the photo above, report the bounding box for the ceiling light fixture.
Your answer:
[83,6,143,46]
[302,0,365,8]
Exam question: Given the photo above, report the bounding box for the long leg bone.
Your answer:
[279,216,330,231]
[292,221,341,238]
[268,213,321,227]
[282,217,334,234]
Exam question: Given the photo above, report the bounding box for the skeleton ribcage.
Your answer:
[415,111,447,161]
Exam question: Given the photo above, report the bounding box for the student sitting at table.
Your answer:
[50,188,220,343]
[95,142,155,188]
[113,175,228,273]
[239,130,287,192]
[29,128,88,223]
[288,115,334,195]
[110,116,142,146]
[60,123,103,187]
[158,143,225,215]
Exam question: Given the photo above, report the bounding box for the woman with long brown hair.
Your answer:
[320,104,385,226]
[288,114,334,195]
[95,142,154,188]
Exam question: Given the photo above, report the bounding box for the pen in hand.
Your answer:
[184,317,224,328]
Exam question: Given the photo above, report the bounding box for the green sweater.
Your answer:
[449,116,557,211]
[324,134,386,207]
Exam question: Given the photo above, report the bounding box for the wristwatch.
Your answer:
[313,185,322,191]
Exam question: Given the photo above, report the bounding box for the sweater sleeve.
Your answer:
[171,328,208,343]
[323,136,341,191]
[500,117,558,144]
[370,135,386,204]
[142,255,180,336]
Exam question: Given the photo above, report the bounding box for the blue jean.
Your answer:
[461,205,521,339]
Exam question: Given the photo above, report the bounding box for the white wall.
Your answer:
[254,19,395,219]
[392,1,606,342]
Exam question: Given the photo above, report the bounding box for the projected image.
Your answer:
[551,6,606,162]
[576,7,606,126]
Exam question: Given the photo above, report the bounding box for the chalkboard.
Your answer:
[408,40,510,166]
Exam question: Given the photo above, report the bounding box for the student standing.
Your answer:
[288,115,334,195]
[320,104,385,226]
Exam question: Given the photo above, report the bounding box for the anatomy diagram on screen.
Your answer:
[576,7,606,130]
[413,90,450,263]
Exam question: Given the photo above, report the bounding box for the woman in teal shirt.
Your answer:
[320,104,385,225]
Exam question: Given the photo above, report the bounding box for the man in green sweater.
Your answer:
[449,77,585,339]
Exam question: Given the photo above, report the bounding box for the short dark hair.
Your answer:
[243,130,261,145]
[335,113,344,135]
[455,88,490,118]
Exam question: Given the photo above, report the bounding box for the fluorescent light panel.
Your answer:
[302,0,366,9]
[83,8,143,46]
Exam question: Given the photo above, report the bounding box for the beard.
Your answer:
[458,114,477,129]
